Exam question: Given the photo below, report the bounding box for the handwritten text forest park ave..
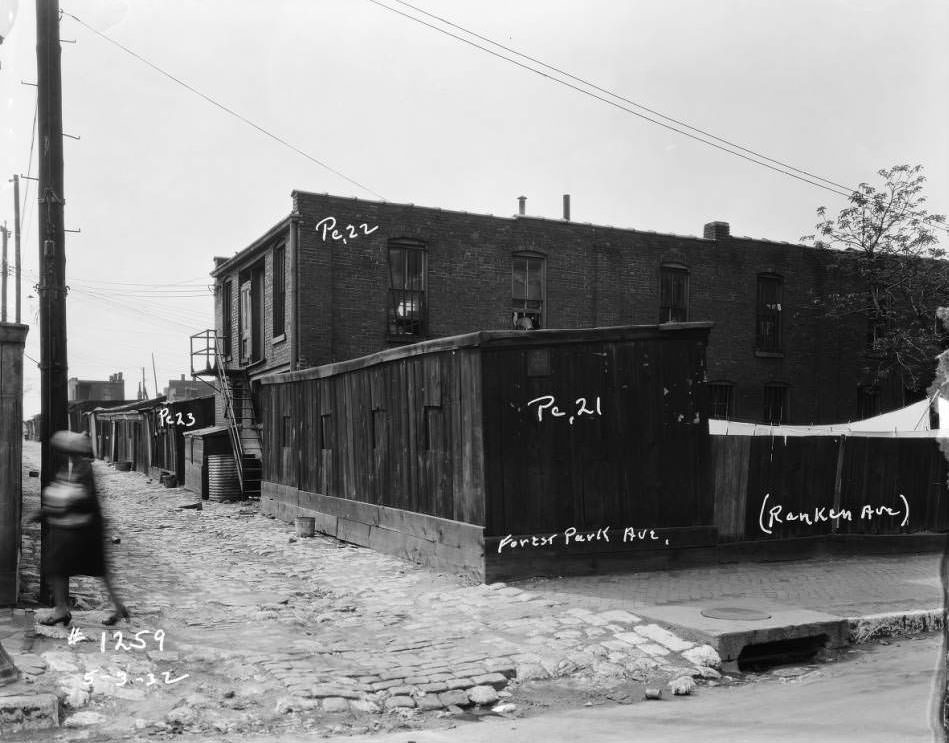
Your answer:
[758,493,910,535]
[497,526,670,553]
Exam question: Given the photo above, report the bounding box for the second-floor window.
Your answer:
[221,280,232,357]
[512,254,545,329]
[756,274,783,352]
[659,265,689,323]
[273,245,286,337]
[388,239,426,338]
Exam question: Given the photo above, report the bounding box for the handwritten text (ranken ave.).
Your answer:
[758,492,910,535]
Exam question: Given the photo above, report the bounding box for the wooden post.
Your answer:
[0,323,29,605]
[37,0,69,605]
[13,175,21,324]
[1,222,8,322]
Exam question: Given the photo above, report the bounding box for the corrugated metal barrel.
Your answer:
[206,454,241,501]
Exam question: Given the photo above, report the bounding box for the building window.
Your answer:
[273,245,286,337]
[512,254,545,329]
[857,386,880,419]
[708,383,733,419]
[221,280,232,357]
[763,384,788,425]
[238,263,264,364]
[387,239,426,337]
[659,265,689,323]
[756,274,783,352]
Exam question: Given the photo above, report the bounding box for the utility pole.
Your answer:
[151,353,159,399]
[37,0,68,605]
[13,175,21,323]
[1,222,7,322]
[141,367,147,400]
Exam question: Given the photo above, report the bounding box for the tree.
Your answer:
[803,164,948,394]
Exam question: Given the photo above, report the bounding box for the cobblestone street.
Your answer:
[2,442,720,740]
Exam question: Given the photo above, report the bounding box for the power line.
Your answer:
[369,0,949,236]
[390,0,855,194]
[366,0,851,199]
[60,11,387,202]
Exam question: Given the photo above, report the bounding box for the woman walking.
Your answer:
[37,430,129,627]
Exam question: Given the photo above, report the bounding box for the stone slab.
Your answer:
[0,692,60,733]
[632,600,850,662]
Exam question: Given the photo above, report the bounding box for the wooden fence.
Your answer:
[712,434,949,541]
[257,323,714,580]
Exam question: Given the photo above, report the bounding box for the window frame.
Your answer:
[659,264,690,323]
[221,280,232,358]
[511,252,546,330]
[755,273,784,353]
[386,238,428,339]
[272,244,286,338]
[708,382,734,419]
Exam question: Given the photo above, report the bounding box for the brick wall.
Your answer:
[212,192,927,425]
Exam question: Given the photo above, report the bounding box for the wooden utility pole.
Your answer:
[1,222,7,322]
[13,175,21,323]
[37,0,68,604]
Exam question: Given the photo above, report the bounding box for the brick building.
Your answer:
[200,191,933,437]
[67,372,125,402]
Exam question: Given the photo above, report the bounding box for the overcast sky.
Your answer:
[1,0,947,418]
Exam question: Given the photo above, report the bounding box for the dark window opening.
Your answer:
[709,383,733,419]
[763,385,788,425]
[388,239,427,337]
[660,266,689,323]
[238,263,264,364]
[756,275,783,352]
[273,245,286,337]
[221,280,232,357]
[512,255,545,329]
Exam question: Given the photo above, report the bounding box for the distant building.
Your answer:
[164,374,207,402]
[67,372,124,402]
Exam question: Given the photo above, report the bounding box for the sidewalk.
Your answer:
[2,440,945,740]
[521,551,945,619]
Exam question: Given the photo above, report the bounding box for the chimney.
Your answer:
[213,256,228,268]
[703,221,730,240]
[517,196,527,216]
[180,374,185,381]
[563,194,571,222]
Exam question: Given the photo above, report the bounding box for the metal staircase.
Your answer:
[190,330,262,499]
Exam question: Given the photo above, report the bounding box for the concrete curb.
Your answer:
[848,609,946,644]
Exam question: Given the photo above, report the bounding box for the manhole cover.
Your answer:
[701,607,772,621]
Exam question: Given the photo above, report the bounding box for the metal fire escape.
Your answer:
[190,330,262,498]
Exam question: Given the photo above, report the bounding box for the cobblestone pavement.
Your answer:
[2,443,721,740]
[523,552,945,618]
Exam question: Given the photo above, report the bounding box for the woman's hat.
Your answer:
[50,430,93,456]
